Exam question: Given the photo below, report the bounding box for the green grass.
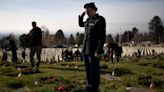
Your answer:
[0,56,163,92]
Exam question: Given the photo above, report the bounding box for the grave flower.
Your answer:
[57,85,65,91]
[66,65,69,68]
[126,87,132,91]
[17,72,22,77]
[150,82,155,89]
[75,65,78,69]
[35,81,38,85]
[112,70,115,76]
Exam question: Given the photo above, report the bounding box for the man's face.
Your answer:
[85,7,96,17]
[32,23,36,28]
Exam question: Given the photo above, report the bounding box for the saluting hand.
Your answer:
[81,12,86,17]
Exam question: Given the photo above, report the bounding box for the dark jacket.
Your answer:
[79,14,106,55]
[9,40,17,51]
[107,42,123,56]
[29,27,42,46]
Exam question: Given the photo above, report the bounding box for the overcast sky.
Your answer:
[0,0,164,36]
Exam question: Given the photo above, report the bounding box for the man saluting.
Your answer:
[78,2,106,92]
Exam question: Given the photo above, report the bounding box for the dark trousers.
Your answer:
[30,46,42,67]
[110,54,114,63]
[116,55,120,63]
[83,54,100,92]
[12,50,18,63]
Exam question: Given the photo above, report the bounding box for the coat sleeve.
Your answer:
[96,16,106,54]
[78,15,84,27]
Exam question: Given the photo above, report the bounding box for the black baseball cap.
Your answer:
[84,2,97,11]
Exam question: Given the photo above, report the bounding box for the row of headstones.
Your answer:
[1,46,164,63]
[14,48,63,63]
[16,48,81,63]
[17,46,164,61]
[122,46,164,57]
[0,48,68,63]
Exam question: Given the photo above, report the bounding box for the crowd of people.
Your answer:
[61,49,82,61]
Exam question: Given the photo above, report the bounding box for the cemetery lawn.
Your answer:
[0,56,163,92]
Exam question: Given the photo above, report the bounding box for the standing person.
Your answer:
[29,21,42,68]
[152,49,155,56]
[137,49,141,58]
[115,46,123,63]
[7,37,18,63]
[74,49,81,61]
[107,43,122,63]
[108,48,114,63]
[78,2,106,92]
[2,50,8,64]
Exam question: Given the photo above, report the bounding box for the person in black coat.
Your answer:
[107,42,123,63]
[2,50,8,63]
[29,21,42,68]
[7,37,18,63]
[78,2,106,92]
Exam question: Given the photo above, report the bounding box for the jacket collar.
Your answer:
[89,13,99,20]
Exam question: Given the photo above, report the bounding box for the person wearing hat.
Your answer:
[78,2,106,92]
